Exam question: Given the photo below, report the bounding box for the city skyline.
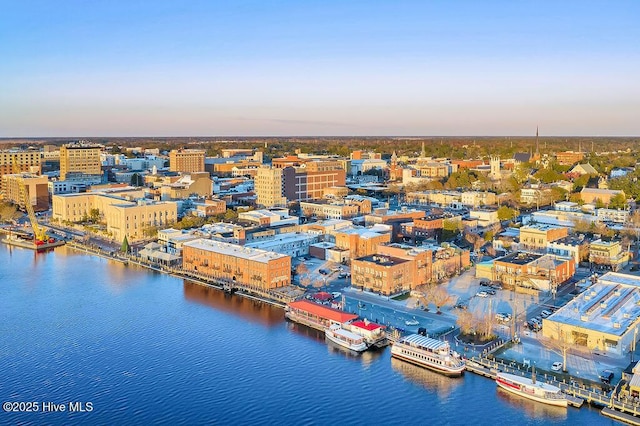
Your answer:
[2,1,639,137]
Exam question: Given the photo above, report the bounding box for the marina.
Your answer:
[0,240,622,424]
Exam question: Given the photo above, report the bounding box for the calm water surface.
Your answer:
[0,242,616,425]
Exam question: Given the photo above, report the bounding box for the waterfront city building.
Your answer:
[543,272,640,356]
[52,192,177,242]
[182,239,291,290]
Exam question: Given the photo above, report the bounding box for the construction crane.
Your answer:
[12,158,47,243]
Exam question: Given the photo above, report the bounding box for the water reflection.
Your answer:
[285,320,326,344]
[183,281,283,327]
[496,387,568,421]
[391,357,463,398]
[325,339,385,367]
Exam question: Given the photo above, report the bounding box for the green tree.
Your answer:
[89,208,101,224]
[223,209,238,222]
[609,193,627,210]
[0,202,20,222]
[534,168,563,184]
[442,218,463,241]
[121,235,130,253]
[497,206,518,221]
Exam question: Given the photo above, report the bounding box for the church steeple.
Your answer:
[421,141,426,158]
[535,126,540,155]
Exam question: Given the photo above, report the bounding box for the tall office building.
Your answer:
[255,166,287,208]
[0,150,42,199]
[60,142,102,180]
[255,158,346,208]
[169,149,206,173]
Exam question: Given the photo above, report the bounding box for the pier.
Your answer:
[64,240,300,309]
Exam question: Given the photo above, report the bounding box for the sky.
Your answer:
[1,0,639,137]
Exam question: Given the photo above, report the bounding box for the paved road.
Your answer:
[341,288,456,335]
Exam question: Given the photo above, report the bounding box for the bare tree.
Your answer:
[476,313,496,339]
[296,263,311,288]
[431,286,452,314]
[456,310,475,335]
[540,323,572,372]
[628,210,640,241]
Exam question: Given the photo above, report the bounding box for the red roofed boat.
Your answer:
[348,319,388,348]
[285,300,358,333]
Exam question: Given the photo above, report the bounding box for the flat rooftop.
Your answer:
[183,239,289,263]
[546,272,640,336]
[496,252,543,265]
[246,232,318,250]
[357,254,409,266]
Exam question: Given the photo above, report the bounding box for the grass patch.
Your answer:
[391,292,411,301]
[457,332,497,345]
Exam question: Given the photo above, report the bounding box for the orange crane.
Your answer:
[12,158,48,243]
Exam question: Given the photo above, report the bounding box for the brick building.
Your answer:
[182,239,291,291]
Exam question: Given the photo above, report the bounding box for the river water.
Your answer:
[0,242,616,425]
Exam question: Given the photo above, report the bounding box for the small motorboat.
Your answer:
[358,302,366,310]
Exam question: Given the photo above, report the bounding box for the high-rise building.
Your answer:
[0,150,41,177]
[169,149,205,173]
[60,142,102,180]
[0,150,42,199]
[255,158,346,208]
[255,166,287,208]
[1,173,49,211]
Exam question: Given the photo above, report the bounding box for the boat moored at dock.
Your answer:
[325,324,368,352]
[348,319,387,348]
[285,300,358,333]
[391,334,465,377]
[496,371,568,407]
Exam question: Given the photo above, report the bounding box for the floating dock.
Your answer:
[601,407,640,425]
[465,357,584,408]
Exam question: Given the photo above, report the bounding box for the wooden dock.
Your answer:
[465,356,584,408]
[602,407,640,425]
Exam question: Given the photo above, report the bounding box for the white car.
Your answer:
[476,291,488,298]
[551,362,563,371]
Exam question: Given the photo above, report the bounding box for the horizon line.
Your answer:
[1,134,639,140]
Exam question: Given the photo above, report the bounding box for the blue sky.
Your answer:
[1,1,639,137]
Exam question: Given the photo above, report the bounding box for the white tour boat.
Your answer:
[405,318,420,326]
[496,369,568,407]
[391,334,465,377]
[325,324,368,352]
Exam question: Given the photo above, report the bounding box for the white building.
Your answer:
[597,208,630,224]
[246,232,320,257]
[238,209,299,227]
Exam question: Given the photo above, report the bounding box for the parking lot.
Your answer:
[292,257,350,293]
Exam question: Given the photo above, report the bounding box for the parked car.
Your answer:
[551,362,563,371]
[338,272,347,279]
[541,310,552,318]
[454,302,468,310]
[490,283,503,290]
[479,279,490,287]
[319,269,329,275]
[476,291,488,298]
[486,289,497,296]
[495,313,510,323]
